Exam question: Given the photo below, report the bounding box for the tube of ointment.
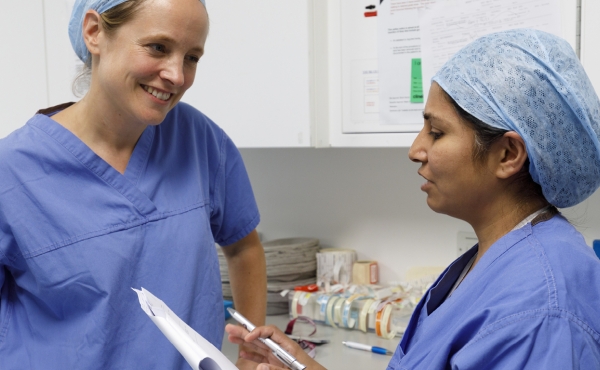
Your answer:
[227,308,307,370]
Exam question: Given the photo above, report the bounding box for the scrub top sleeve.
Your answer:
[450,314,600,369]
[210,132,260,247]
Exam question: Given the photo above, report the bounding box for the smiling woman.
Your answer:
[0,0,266,369]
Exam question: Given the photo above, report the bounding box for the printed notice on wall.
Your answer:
[377,0,444,129]
[419,0,562,102]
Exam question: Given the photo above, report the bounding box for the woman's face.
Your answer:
[408,83,496,221]
[92,0,208,126]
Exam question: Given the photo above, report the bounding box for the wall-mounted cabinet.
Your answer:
[1,0,583,147]
[182,1,321,148]
[185,0,580,148]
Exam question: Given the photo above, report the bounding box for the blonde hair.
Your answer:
[72,0,148,96]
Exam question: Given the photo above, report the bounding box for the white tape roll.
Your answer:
[316,248,357,286]
[358,298,375,332]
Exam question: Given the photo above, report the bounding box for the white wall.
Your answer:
[1,1,48,138]
[240,147,600,283]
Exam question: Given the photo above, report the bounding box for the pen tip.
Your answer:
[226,307,234,314]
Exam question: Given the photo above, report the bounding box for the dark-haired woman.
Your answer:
[226,29,600,370]
[0,0,266,369]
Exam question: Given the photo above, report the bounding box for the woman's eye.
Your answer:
[185,55,200,64]
[428,130,443,140]
[149,44,166,53]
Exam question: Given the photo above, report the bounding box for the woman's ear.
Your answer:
[82,10,102,58]
[492,131,528,179]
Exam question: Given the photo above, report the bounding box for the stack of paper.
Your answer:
[218,238,320,315]
[133,287,237,370]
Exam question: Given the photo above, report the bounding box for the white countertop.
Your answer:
[221,315,400,369]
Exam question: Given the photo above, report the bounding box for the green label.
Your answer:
[410,58,424,103]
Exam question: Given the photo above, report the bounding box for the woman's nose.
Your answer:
[161,58,185,87]
[408,129,427,163]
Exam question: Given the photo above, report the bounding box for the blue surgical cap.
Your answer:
[69,0,206,63]
[433,29,600,208]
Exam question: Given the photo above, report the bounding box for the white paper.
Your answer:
[377,0,444,129]
[419,0,562,102]
[133,288,237,370]
[340,1,382,133]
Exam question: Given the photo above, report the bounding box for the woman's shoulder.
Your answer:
[162,102,225,137]
[466,216,600,326]
[0,113,50,163]
[529,215,599,281]
[0,114,57,189]
[531,215,600,317]
[152,102,242,169]
[481,215,600,338]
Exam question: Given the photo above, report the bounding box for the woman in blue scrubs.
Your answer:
[226,29,600,369]
[0,0,266,369]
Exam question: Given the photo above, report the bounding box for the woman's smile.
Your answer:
[141,84,172,102]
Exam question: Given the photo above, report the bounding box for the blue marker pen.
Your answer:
[342,341,393,355]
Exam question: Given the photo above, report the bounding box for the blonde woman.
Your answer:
[0,1,266,368]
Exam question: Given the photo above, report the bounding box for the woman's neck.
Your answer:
[51,93,147,174]
[469,195,549,268]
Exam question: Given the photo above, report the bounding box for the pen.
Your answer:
[227,308,307,370]
[342,341,394,355]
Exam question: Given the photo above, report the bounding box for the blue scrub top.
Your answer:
[0,102,260,369]
[387,215,600,369]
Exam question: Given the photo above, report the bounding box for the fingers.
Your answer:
[244,325,302,355]
[256,364,287,370]
[243,325,283,343]
[239,350,268,364]
[225,323,248,337]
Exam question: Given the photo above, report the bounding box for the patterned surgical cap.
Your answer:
[69,0,206,63]
[433,29,600,208]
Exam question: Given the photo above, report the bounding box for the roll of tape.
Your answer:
[368,299,381,331]
[375,306,384,337]
[380,303,397,339]
[317,294,330,321]
[341,294,362,328]
[326,296,340,328]
[291,291,303,318]
[316,249,357,285]
[352,261,379,285]
[334,297,346,327]
[358,298,375,332]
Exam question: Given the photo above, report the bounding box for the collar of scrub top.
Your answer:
[69,0,207,63]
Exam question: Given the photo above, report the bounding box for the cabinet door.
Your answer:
[182,1,314,148]
[1,1,48,138]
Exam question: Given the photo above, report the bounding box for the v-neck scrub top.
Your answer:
[0,102,260,369]
[387,215,600,369]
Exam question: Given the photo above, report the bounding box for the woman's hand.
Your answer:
[225,324,327,370]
